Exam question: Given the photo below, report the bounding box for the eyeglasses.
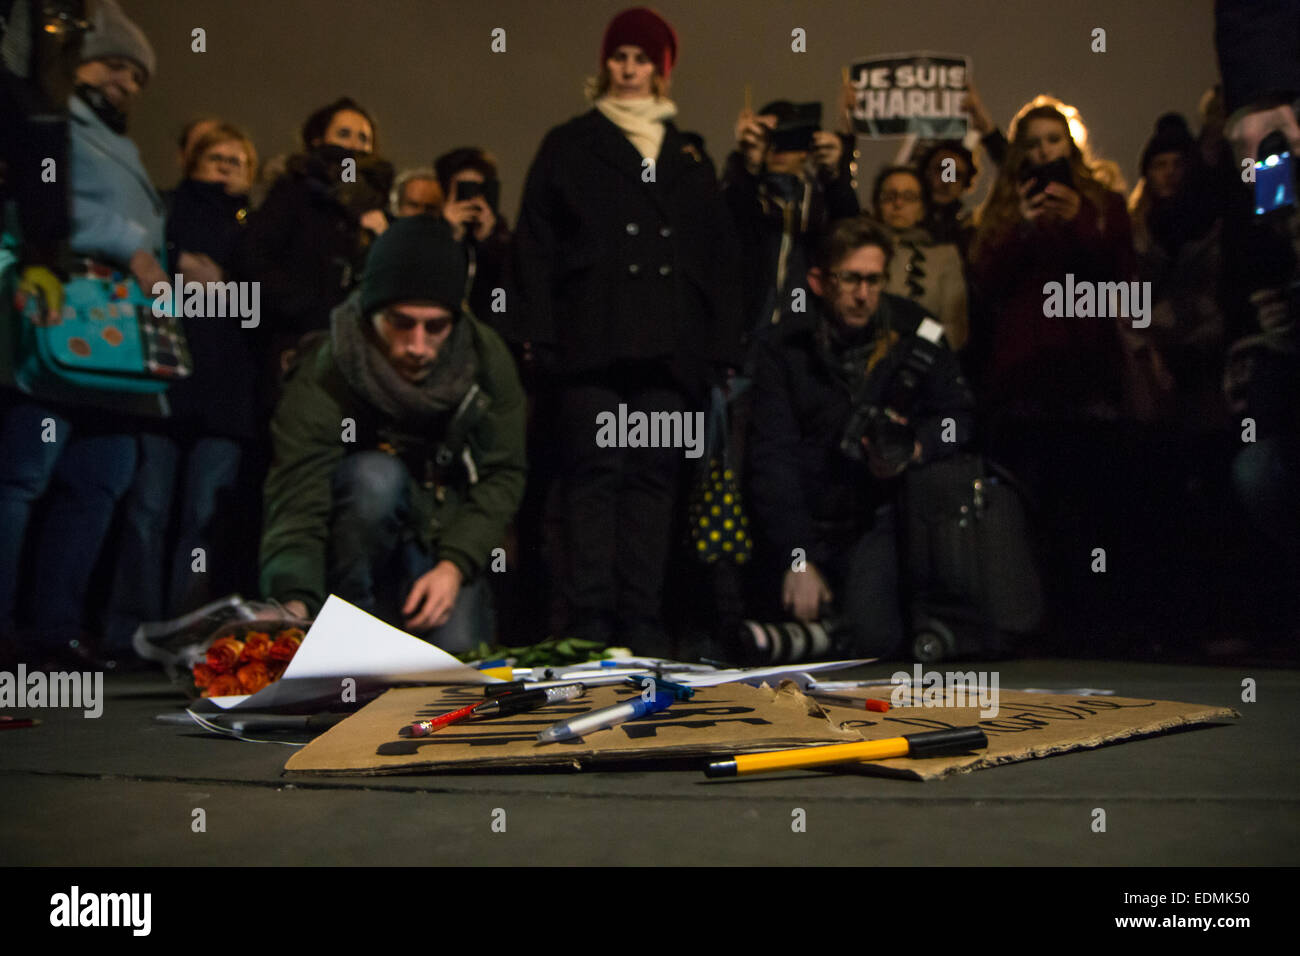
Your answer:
[880,190,921,204]
[831,271,887,289]
[382,310,452,336]
[203,153,247,169]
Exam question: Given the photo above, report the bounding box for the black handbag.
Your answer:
[900,452,1044,660]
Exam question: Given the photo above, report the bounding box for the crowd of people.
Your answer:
[1,1,1295,672]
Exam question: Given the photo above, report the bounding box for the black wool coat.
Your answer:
[162,179,258,439]
[508,108,743,399]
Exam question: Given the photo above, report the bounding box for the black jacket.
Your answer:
[721,145,860,340]
[233,151,388,344]
[1215,0,1300,114]
[747,293,974,569]
[508,108,743,397]
[162,179,257,439]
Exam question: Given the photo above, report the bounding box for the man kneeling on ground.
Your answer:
[747,217,974,658]
[260,216,525,650]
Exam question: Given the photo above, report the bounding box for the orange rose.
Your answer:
[237,661,271,694]
[192,664,216,689]
[240,632,273,663]
[206,636,245,673]
[269,630,303,663]
[202,674,243,697]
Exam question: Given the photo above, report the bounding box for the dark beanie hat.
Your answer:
[601,7,678,81]
[360,216,467,317]
[1140,113,1196,175]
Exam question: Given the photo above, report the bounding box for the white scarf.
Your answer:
[595,95,678,161]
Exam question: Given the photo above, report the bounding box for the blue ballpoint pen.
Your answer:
[537,691,675,743]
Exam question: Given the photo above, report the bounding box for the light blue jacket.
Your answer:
[67,94,165,267]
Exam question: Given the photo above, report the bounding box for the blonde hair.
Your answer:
[972,95,1122,261]
[184,122,259,186]
[584,66,669,101]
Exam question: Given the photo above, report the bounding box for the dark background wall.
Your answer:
[123,0,1219,214]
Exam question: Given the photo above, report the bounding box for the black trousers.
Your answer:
[557,363,691,632]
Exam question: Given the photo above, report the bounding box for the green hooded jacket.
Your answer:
[259,303,526,617]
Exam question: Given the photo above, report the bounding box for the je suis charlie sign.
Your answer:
[849,51,970,139]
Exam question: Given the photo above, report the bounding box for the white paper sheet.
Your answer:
[676,658,875,687]
[188,595,495,714]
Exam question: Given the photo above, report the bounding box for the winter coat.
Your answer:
[66,93,165,267]
[747,293,974,570]
[509,108,743,399]
[721,146,860,339]
[1136,214,1226,369]
[233,151,384,344]
[968,190,1135,417]
[259,304,526,616]
[161,179,258,439]
[0,94,166,418]
[1215,0,1300,114]
[884,225,968,349]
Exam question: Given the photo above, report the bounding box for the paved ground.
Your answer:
[2,659,1296,866]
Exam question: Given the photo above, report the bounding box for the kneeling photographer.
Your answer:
[745,217,974,661]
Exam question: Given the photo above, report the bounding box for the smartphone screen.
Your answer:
[1255,149,1296,215]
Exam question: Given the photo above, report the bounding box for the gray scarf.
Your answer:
[330,291,478,427]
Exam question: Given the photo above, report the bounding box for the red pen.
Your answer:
[400,702,479,737]
[808,693,892,713]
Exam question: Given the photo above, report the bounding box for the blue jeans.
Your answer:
[0,401,137,644]
[103,433,243,651]
[328,451,490,652]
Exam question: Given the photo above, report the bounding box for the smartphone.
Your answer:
[1255,131,1296,216]
[769,102,822,153]
[1020,157,1073,197]
[455,179,500,210]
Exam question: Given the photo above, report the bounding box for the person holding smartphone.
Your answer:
[967,95,1137,626]
[434,147,510,324]
[968,95,1134,419]
[509,6,742,653]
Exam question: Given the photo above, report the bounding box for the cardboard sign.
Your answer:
[849,52,969,138]
[285,681,859,775]
[812,687,1239,780]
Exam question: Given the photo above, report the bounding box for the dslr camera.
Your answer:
[840,333,942,469]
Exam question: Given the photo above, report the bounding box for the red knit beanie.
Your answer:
[600,7,678,80]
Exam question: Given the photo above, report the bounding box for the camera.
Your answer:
[840,334,941,467]
[840,403,917,468]
[768,102,822,153]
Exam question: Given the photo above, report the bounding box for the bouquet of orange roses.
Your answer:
[192,624,305,698]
